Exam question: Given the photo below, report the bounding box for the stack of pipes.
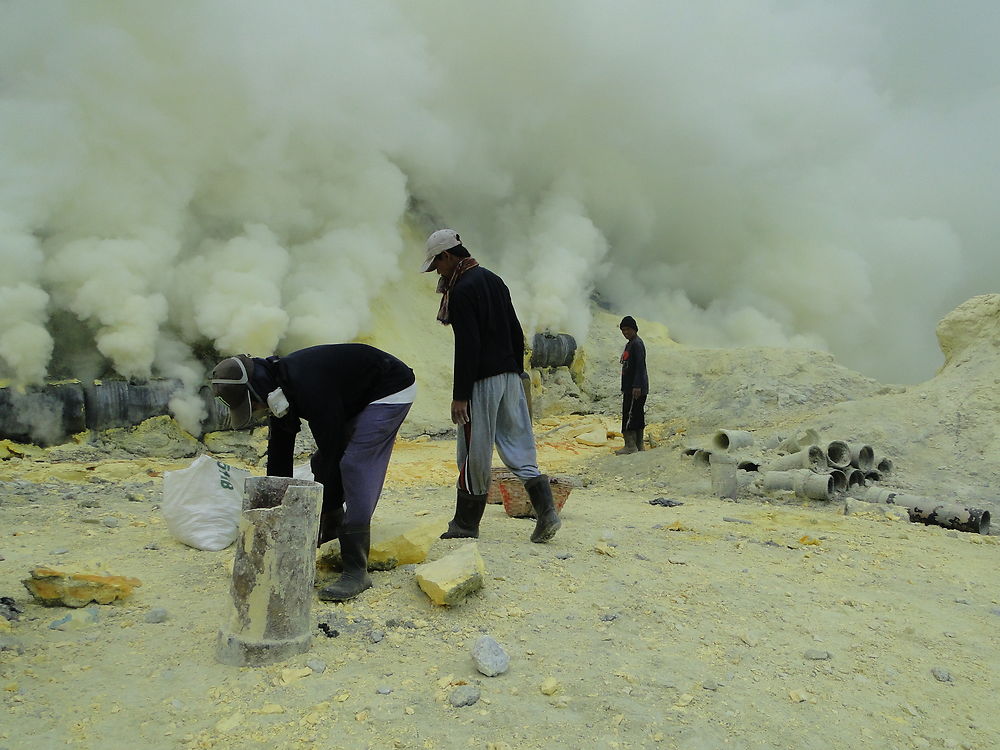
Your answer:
[684,427,989,535]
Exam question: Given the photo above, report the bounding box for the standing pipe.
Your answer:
[216,476,323,666]
[709,453,738,499]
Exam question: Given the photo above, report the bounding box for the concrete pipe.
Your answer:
[529,332,577,369]
[776,428,820,454]
[709,453,738,499]
[712,429,754,452]
[825,441,851,470]
[761,469,813,493]
[767,445,827,472]
[797,473,835,501]
[847,443,874,472]
[737,459,761,472]
[692,449,712,467]
[828,469,848,494]
[216,476,323,666]
[858,486,898,504]
[843,468,866,490]
[863,470,882,483]
[875,457,894,475]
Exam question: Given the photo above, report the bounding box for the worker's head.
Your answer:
[209,355,267,429]
[421,228,469,276]
[619,316,638,340]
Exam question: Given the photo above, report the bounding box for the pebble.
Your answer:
[722,517,752,525]
[369,630,385,643]
[81,518,102,525]
[702,680,720,691]
[50,548,69,555]
[144,608,169,624]
[448,685,481,708]
[127,493,142,502]
[931,667,953,683]
[102,517,120,528]
[472,635,510,677]
[77,499,100,508]
[376,686,393,695]
[599,613,620,622]
[804,649,832,661]
[555,552,573,560]
[144,543,161,551]
[306,659,326,673]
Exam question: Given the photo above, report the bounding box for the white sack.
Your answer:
[161,454,252,551]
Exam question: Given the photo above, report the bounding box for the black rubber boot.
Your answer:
[318,525,373,602]
[636,428,645,451]
[615,432,638,455]
[317,502,345,548]
[440,489,488,539]
[525,475,561,543]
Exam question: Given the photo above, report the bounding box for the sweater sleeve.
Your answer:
[449,288,481,401]
[266,415,300,477]
[632,338,649,393]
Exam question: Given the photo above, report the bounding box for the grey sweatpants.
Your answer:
[457,372,540,495]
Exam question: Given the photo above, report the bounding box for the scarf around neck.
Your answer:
[436,257,479,324]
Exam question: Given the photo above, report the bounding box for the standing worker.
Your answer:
[616,315,648,455]
[209,344,415,602]
[420,228,561,543]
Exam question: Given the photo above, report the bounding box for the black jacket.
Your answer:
[620,336,649,394]
[249,344,414,479]
[448,266,525,400]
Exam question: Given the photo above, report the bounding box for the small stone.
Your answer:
[77,499,99,508]
[50,549,69,556]
[102,518,120,528]
[448,685,481,708]
[702,680,719,691]
[144,543,160,551]
[81,518,102,525]
[472,635,510,677]
[370,630,385,643]
[306,659,326,673]
[48,607,100,631]
[539,677,561,696]
[599,613,619,622]
[376,686,393,695]
[804,649,831,661]
[931,667,952,683]
[127,493,142,502]
[144,607,169,623]
[555,552,573,560]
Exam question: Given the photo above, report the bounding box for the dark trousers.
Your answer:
[622,392,646,433]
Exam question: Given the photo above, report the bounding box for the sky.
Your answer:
[2,0,999,428]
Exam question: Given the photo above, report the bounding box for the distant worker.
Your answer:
[420,228,561,543]
[616,315,648,455]
[210,344,415,602]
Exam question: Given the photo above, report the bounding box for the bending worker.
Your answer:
[210,343,415,602]
[420,228,561,543]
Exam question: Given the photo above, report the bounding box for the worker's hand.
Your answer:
[632,387,642,399]
[451,399,470,425]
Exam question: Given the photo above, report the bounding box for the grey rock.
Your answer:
[702,680,720,691]
[50,548,69,555]
[102,517,120,528]
[376,686,393,695]
[555,552,573,560]
[144,608,169,624]
[144,543,161,550]
[77,498,100,508]
[472,635,510,677]
[306,659,326,673]
[931,667,953,683]
[804,649,831,661]
[448,685,481,708]
[81,517,102,525]
[369,629,385,643]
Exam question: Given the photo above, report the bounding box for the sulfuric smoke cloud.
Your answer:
[2,0,999,431]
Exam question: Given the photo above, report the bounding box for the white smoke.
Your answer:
[1,0,998,399]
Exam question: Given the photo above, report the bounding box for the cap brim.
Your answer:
[213,384,253,430]
[419,255,435,272]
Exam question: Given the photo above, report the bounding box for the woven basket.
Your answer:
[487,468,573,518]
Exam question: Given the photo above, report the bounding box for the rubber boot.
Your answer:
[317,502,345,548]
[615,431,638,455]
[440,489,488,539]
[636,428,645,452]
[317,525,373,602]
[524,475,561,543]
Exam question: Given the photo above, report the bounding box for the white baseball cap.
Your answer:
[420,229,461,272]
